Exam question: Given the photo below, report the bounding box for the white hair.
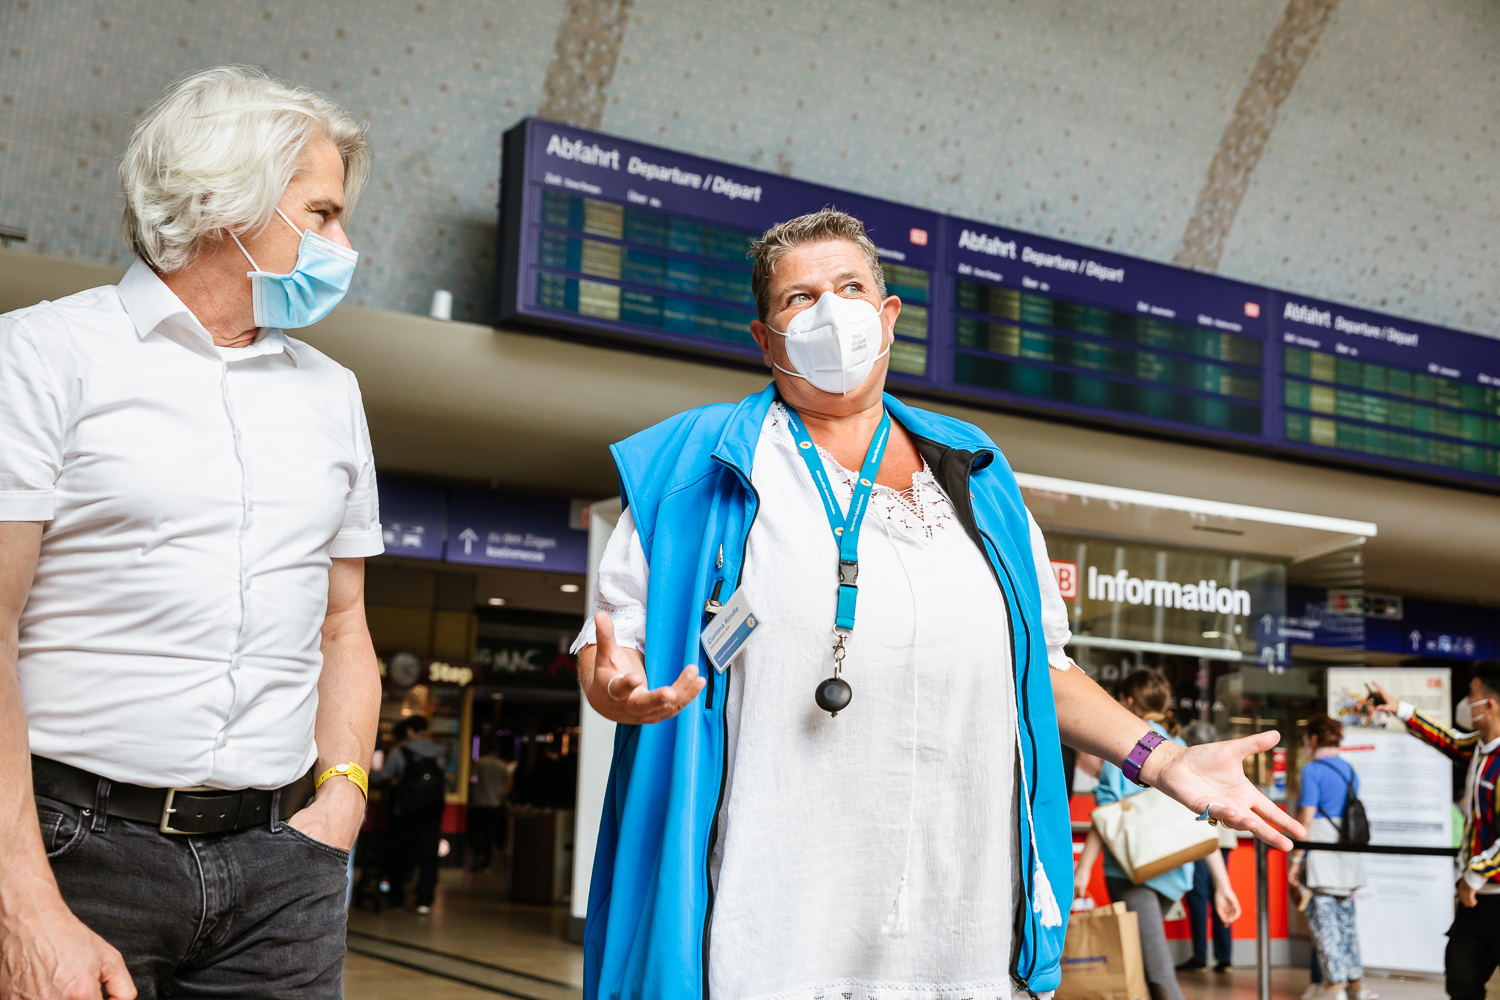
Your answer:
[120,66,371,273]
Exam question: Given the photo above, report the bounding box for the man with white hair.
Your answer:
[0,67,382,999]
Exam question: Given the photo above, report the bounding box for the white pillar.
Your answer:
[569,497,621,942]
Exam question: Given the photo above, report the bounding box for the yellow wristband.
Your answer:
[316,761,369,800]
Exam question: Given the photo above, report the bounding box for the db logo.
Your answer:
[1051,560,1078,600]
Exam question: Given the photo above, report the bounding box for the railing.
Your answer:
[1252,840,1459,1000]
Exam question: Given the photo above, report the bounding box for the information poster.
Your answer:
[1326,667,1453,975]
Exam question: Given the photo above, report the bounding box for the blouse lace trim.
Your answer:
[768,402,955,541]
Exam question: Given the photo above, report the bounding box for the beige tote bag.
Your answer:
[1091,788,1218,884]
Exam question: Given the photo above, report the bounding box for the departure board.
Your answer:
[497,119,942,385]
[945,220,1271,442]
[496,118,1500,494]
[1271,293,1500,487]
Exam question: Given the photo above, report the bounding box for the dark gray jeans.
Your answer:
[38,790,348,999]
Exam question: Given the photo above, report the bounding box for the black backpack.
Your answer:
[1317,759,1371,846]
[391,746,446,821]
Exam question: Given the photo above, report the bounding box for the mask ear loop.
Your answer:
[231,208,305,273]
[230,231,261,273]
[274,207,303,236]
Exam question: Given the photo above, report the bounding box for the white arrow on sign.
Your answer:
[458,527,479,555]
[1409,629,1422,652]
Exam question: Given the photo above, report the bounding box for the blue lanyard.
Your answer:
[782,406,892,635]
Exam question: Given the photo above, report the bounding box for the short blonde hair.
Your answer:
[120,66,371,273]
[749,208,886,321]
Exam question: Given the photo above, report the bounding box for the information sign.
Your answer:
[1326,667,1453,975]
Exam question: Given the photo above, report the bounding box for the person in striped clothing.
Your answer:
[1371,661,1500,1000]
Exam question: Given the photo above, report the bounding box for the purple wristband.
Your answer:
[1121,730,1166,787]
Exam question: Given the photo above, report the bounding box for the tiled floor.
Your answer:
[346,868,582,992]
[344,871,1475,999]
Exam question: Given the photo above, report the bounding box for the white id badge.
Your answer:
[700,588,761,674]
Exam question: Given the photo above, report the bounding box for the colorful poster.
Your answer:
[1324,667,1454,975]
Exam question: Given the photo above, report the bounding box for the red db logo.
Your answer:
[909,228,929,246]
[1051,560,1078,600]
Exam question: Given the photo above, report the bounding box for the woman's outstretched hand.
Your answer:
[1141,732,1306,851]
[578,611,706,725]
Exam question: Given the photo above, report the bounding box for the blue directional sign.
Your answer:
[376,475,447,560]
[445,487,589,574]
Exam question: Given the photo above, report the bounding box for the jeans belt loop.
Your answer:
[271,787,283,833]
[91,777,110,833]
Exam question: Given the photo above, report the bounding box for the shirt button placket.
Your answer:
[221,359,250,773]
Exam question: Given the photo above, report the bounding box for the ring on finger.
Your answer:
[1196,804,1222,826]
[606,674,627,701]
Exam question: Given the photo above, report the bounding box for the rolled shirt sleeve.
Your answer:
[0,316,66,521]
[571,506,649,654]
[1027,510,1074,671]
[329,375,384,558]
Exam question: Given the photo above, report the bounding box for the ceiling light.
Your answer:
[1201,630,1221,639]
[559,584,580,594]
[487,597,506,606]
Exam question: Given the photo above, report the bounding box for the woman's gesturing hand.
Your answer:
[1141,731,1307,851]
[579,611,706,725]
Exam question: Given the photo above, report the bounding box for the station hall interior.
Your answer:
[3,1,1500,998]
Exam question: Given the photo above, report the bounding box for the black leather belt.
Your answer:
[32,755,315,835]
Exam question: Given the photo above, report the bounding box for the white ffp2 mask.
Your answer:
[770,292,890,395]
[1458,696,1489,730]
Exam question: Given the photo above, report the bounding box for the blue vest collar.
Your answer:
[710,381,998,475]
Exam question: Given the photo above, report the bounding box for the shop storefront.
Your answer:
[362,476,590,881]
[1014,473,1375,966]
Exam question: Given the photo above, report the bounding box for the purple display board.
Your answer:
[446,486,589,574]
[497,118,943,386]
[1270,291,1500,489]
[376,475,447,561]
[943,215,1272,445]
[496,118,1500,493]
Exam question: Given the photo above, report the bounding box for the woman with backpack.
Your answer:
[1290,713,1374,1000]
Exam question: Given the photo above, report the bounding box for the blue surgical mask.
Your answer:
[232,208,357,329]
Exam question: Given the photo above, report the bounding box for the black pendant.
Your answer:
[815,676,852,716]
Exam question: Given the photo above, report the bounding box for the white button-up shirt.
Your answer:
[0,259,382,789]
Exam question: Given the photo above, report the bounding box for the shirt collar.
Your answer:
[1482,734,1500,756]
[115,258,300,367]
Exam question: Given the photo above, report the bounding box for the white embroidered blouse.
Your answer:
[575,402,1073,1000]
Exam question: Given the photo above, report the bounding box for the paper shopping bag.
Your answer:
[1056,901,1151,1000]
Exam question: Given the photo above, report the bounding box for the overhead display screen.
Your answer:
[497,118,1500,493]
[943,219,1271,443]
[497,118,942,385]
[1271,293,1500,485]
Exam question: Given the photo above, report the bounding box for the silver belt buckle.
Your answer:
[159,785,217,835]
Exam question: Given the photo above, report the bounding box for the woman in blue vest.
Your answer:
[572,208,1304,1000]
